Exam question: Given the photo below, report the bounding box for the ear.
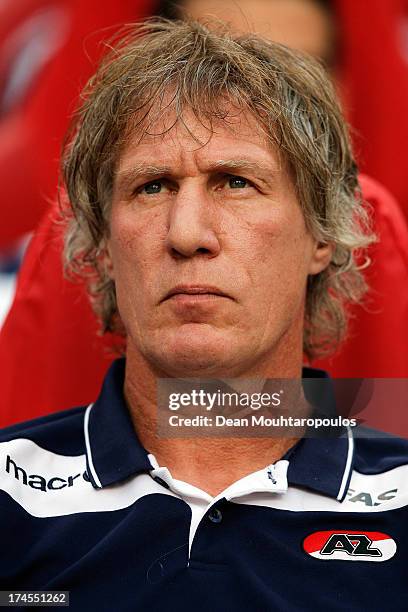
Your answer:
[308,240,333,276]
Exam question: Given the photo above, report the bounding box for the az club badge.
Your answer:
[303,530,397,562]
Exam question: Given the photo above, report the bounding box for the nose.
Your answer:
[166,184,221,259]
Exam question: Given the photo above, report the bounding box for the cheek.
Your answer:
[108,208,168,315]
[238,205,311,273]
[232,206,312,317]
[110,208,166,274]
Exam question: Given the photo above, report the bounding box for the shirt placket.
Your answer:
[148,454,289,561]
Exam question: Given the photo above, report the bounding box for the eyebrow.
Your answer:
[114,164,173,194]
[114,158,278,194]
[212,159,273,172]
[211,159,278,179]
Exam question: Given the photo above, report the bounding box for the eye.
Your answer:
[141,180,164,195]
[228,176,249,189]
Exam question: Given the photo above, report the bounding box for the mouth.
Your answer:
[162,285,232,303]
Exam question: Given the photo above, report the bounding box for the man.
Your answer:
[1,1,407,432]
[0,18,407,611]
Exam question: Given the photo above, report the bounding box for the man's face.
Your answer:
[107,105,330,377]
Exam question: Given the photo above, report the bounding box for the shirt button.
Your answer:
[208,508,223,524]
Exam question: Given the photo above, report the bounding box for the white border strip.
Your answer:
[337,425,354,500]
[84,403,102,489]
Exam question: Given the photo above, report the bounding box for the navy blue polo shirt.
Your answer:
[0,359,407,611]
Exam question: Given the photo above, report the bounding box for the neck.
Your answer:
[124,337,304,497]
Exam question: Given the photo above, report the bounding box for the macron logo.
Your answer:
[5,454,88,492]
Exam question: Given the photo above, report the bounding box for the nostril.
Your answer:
[170,247,189,259]
[170,246,213,259]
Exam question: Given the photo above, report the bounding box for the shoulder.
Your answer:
[353,428,408,474]
[0,405,87,456]
[0,406,92,517]
[346,428,408,510]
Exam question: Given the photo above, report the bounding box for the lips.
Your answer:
[162,285,231,302]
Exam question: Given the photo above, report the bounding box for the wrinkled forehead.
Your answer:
[115,94,286,177]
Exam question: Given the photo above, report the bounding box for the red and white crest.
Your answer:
[303,530,397,562]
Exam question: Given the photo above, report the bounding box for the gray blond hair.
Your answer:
[62,17,374,359]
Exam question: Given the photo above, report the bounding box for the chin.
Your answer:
[146,325,239,377]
